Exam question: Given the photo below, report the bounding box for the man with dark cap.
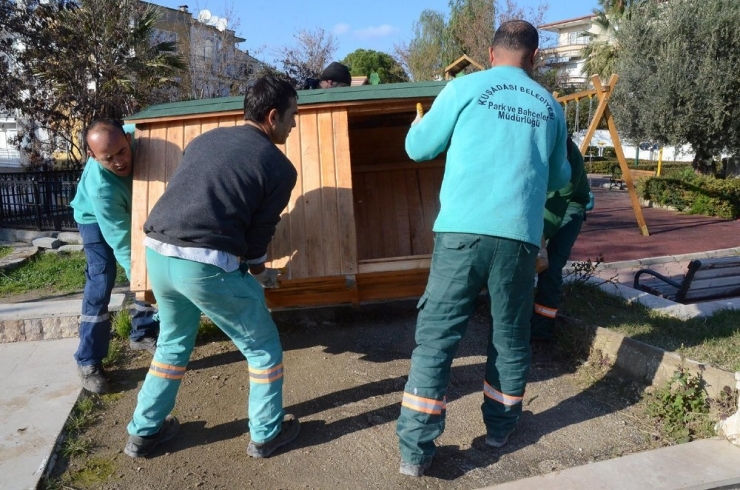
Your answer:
[303,61,352,89]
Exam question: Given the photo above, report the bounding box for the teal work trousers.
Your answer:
[396,233,538,465]
[127,248,285,444]
[532,204,585,341]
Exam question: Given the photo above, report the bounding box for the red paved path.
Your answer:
[570,183,740,263]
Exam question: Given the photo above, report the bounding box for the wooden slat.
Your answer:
[146,123,169,293]
[200,119,218,135]
[692,266,740,280]
[165,122,184,185]
[362,171,384,259]
[391,171,412,256]
[352,161,445,173]
[333,109,357,274]
[183,119,202,149]
[377,171,400,257]
[685,284,740,301]
[352,170,370,261]
[285,115,307,279]
[218,116,237,127]
[130,127,151,293]
[317,110,341,276]
[694,258,740,269]
[687,275,740,291]
[419,167,442,252]
[405,169,429,255]
[358,255,432,274]
[300,111,323,277]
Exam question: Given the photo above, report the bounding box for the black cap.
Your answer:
[319,62,351,86]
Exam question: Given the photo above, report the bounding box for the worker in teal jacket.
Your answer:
[531,136,591,345]
[70,119,159,394]
[395,20,570,477]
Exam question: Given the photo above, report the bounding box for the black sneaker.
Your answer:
[130,336,157,355]
[124,415,180,458]
[247,414,300,458]
[77,364,109,394]
[399,459,432,477]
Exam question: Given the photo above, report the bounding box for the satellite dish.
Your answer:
[197,9,212,23]
[216,18,228,31]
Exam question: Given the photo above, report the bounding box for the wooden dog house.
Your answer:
[125,82,447,309]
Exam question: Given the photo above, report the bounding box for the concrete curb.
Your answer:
[564,321,736,399]
[0,294,126,343]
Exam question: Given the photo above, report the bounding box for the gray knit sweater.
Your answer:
[144,125,297,262]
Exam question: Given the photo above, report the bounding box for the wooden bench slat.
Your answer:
[685,284,740,302]
[688,275,740,291]
[692,258,740,270]
[691,266,740,281]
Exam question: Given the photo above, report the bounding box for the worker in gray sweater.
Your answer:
[124,75,300,459]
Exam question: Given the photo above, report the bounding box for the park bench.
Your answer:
[633,256,740,303]
[610,166,656,189]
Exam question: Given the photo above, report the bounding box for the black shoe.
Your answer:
[130,336,157,355]
[247,414,300,458]
[77,364,109,394]
[124,415,180,458]
[485,429,514,448]
[399,459,432,477]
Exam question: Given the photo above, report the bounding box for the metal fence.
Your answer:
[0,170,82,231]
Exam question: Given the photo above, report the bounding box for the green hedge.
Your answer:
[636,170,740,219]
[585,159,691,176]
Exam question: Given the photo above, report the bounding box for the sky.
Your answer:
[153,0,600,66]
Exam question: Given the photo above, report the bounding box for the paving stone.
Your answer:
[32,237,62,249]
[57,232,82,245]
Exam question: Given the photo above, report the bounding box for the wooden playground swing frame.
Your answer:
[555,74,649,237]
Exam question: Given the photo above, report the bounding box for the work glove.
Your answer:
[253,268,280,289]
[411,102,424,126]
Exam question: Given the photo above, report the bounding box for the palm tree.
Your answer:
[580,0,645,79]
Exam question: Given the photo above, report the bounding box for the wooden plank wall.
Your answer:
[130,109,356,296]
[350,124,443,261]
[268,108,357,280]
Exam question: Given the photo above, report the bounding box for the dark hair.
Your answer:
[84,118,126,150]
[244,75,298,123]
[492,20,539,56]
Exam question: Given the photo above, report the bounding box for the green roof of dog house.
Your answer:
[126,81,448,121]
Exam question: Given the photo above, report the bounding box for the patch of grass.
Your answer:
[61,436,93,458]
[197,316,226,341]
[0,245,12,259]
[66,457,116,488]
[102,337,125,368]
[0,250,127,297]
[111,309,132,340]
[560,281,740,372]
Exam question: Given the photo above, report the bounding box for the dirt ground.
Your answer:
[51,299,659,490]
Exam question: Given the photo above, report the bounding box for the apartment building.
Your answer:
[538,14,604,87]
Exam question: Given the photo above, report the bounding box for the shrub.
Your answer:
[637,172,740,219]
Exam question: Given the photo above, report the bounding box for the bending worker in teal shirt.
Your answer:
[70,119,159,394]
[396,20,570,477]
[531,136,591,349]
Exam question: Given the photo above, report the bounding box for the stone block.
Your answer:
[0,320,25,343]
[57,232,82,245]
[24,319,43,341]
[32,237,62,249]
[58,245,84,253]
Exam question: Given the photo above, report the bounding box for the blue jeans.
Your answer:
[74,222,159,366]
[128,248,284,442]
[397,233,537,465]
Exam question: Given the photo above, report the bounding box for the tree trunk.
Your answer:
[692,153,715,176]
